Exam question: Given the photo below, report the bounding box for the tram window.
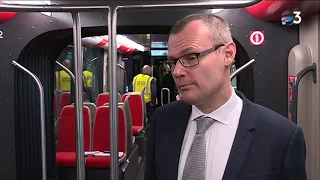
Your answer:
[55,45,103,102]
[133,54,144,76]
[231,64,237,89]
[55,46,73,92]
[83,47,103,102]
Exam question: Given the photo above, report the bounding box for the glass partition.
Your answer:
[231,64,237,89]
[54,45,103,103]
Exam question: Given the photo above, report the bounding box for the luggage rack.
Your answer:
[3,0,261,180]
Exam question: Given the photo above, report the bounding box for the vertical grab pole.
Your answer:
[55,61,75,83]
[117,63,127,93]
[12,61,47,180]
[108,6,120,180]
[71,12,86,180]
[161,88,170,106]
[103,50,108,92]
[167,88,170,104]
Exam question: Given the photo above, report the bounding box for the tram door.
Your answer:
[153,57,177,107]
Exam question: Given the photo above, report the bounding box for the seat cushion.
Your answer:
[56,152,76,167]
[132,126,143,135]
[86,153,125,168]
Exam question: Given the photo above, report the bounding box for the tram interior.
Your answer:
[54,34,242,104]
[5,1,319,179]
[53,33,249,179]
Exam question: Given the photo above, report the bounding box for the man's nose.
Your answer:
[173,61,185,78]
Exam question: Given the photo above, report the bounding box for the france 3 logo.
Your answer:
[281,11,302,26]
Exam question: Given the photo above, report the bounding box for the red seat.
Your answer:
[56,152,77,167]
[56,105,92,167]
[59,92,71,114]
[96,93,110,108]
[86,106,127,168]
[121,93,144,135]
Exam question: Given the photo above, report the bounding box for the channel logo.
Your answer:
[281,11,302,26]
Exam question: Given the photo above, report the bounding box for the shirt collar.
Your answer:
[190,89,239,125]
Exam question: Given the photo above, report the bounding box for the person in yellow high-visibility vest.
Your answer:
[83,70,93,88]
[55,59,72,91]
[132,65,157,120]
[82,65,93,102]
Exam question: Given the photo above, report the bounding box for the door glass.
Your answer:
[231,64,237,89]
[83,47,103,103]
[54,45,103,103]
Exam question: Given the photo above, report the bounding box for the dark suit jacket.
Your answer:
[144,91,307,180]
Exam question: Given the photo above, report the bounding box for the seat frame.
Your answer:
[121,90,149,158]
[85,99,141,180]
[59,101,141,180]
[56,105,92,179]
[58,145,141,180]
[85,144,140,180]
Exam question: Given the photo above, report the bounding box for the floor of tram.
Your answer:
[137,160,145,180]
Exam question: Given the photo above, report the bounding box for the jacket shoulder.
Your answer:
[151,101,190,124]
[154,100,189,114]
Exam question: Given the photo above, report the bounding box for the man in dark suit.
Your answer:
[144,13,307,180]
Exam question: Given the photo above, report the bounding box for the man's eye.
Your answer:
[185,54,197,61]
[168,60,177,64]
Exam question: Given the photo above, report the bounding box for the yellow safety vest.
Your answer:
[83,70,93,87]
[55,70,71,91]
[133,74,154,103]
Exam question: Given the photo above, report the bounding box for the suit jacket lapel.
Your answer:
[165,102,192,180]
[222,91,257,180]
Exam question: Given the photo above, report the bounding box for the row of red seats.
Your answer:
[96,92,122,108]
[56,105,127,168]
[56,92,146,170]
[96,92,146,135]
[54,90,88,121]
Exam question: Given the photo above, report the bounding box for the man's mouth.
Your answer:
[178,83,193,89]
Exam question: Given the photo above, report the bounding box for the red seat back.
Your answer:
[122,93,144,128]
[57,105,91,152]
[96,93,110,108]
[59,92,71,113]
[93,106,126,154]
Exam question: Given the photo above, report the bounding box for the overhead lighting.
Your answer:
[101,35,144,52]
[3,1,50,5]
[2,1,52,16]
[212,9,223,14]
[82,35,145,52]
[40,12,52,16]
[210,0,255,5]
[117,35,145,52]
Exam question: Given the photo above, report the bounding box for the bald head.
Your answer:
[142,65,151,75]
[169,13,233,46]
[63,59,71,69]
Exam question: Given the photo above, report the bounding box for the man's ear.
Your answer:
[223,42,236,66]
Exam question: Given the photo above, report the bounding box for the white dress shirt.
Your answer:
[177,89,243,180]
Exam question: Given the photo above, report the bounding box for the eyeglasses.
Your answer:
[164,44,224,71]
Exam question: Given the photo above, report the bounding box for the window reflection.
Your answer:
[54,45,102,103]
[231,64,237,89]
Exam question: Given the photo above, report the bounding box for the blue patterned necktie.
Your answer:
[182,116,215,180]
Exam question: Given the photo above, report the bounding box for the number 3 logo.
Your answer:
[293,11,302,24]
